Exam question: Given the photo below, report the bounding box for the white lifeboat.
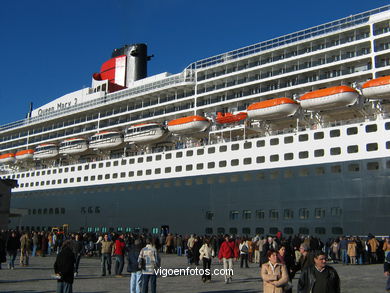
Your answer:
[247,97,299,120]
[299,86,358,111]
[59,138,88,155]
[362,75,390,99]
[34,143,59,160]
[0,153,15,164]
[89,131,123,150]
[15,149,34,161]
[167,115,210,135]
[124,123,167,144]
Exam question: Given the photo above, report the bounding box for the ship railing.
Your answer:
[186,5,390,70]
[0,72,195,133]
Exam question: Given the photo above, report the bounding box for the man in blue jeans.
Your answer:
[138,238,160,293]
[339,236,348,264]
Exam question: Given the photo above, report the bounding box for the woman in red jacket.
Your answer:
[218,235,238,284]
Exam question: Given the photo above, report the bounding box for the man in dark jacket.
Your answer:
[6,231,19,269]
[127,239,143,293]
[54,240,76,293]
[298,251,340,293]
[72,234,84,276]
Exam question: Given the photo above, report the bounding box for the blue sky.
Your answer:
[0,0,389,126]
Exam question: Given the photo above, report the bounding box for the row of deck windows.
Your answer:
[204,226,343,236]
[28,207,65,215]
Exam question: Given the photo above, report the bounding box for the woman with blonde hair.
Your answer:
[261,250,289,293]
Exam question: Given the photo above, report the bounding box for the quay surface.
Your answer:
[0,254,385,293]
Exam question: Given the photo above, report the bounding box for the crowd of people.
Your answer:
[0,230,389,293]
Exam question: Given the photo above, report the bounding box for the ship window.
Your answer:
[269,209,279,219]
[270,138,279,145]
[299,151,309,159]
[120,172,125,178]
[25,183,29,187]
[243,157,252,165]
[91,176,95,181]
[269,227,279,234]
[121,160,127,165]
[41,181,45,186]
[348,163,360,172]
[97,175,103,180]
[138,157,143,163]
[347,127,358,135]
[146,156,152,162]
[112,173,118,179]
[31,172,35,176]
[217,227,225,234]
[55,208,59,214]
[315,208,325,218]
[284,170,293,178]
[38,209,42,215]
[329,226,343,235]
[137,170,143,176]
[208,162,215,169]
[229,228,238,234]
[207,177,215,184]
[366,143,378,152]
[387,141,390,149]
[331,165,341,173]
[26,173,30,177]
[155,168,161,174]
[77,166,82,171]
[231,159,239,166]
[61,208,65,214]
[330,147,341,155]
[106,162,111,167]
[84,165,89,170]
[257,156,265,163]
[186,150,193,157]
[47,170,51,175]
[197,149,204,155]
[284,153,294,160]
[244,142,252,149]
[331,207,342,216]
[36,171,40,176]
[185,165,192,171]
[165,167,171,173]
[255,227,264,234]
[367,161,379,170]
[195,177,203,185]
[196,163,204,170]
[387,160,390,169]
[128,171,134,177]
[284,136,293,144]
[104,174,110,179]
[386,122,390,130]
[208,147,215,154]
[175,166,182,172]
[299,134,308,142]
[129,158,135,164]
[98,163,103,168]
[314,131,324,140]
[113,161,119,166]
[146,170,152,175]
[242,227,251,235]
[283,209,294,219]
[230,211,239,220]
[219,160,227,167]
[20,183,24,188]
[257,140,265,147]
[284,227,294,234]
[231,144,239,151]
[330,129,340,137]
[156,155,162,160]
[314,167,325,175]
[299,227,309,234]
[71,167,75,172]
[299,208,309,219]
[42,171,46,175]
[176,152,183,158]
[270,171,279,179]
[205,211,214,220]
[165,154,172,160]
[220,145,227,152]
[366,124,377,133]
[270,154,279,162]
[230,174,240,182]
[347,145,359,153]
[314,149,324,157]
[205,228,213,234]
[64,178,68,183]
[52,180,55,185]
[52,170,56,174]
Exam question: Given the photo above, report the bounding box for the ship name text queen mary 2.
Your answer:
[1,5,390,237]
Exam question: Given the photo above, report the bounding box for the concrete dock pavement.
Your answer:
[0,254,385,293]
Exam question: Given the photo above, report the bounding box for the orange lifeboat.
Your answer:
[15,149,34,161]
[299,86,358,110]
[247,98,299,120]
[362,75,390,99]
[216,112,247,124]
[167,115,210,134]
[0,153,15,164]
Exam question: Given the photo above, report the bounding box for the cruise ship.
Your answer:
[1,5,390,237]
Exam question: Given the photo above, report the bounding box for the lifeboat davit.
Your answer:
[247,98,299,120]
[124,123,167,144]
[362,76,390,99]
[59,138,88,155]
[34,143,59,160]
[167,115,210,135]
[299,86,358,111]
[90,131,123,150]
[0,153,15,164]
[216,112,247,124]
[15,149,34,161]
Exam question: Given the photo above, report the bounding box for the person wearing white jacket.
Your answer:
[199,238,215,282]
